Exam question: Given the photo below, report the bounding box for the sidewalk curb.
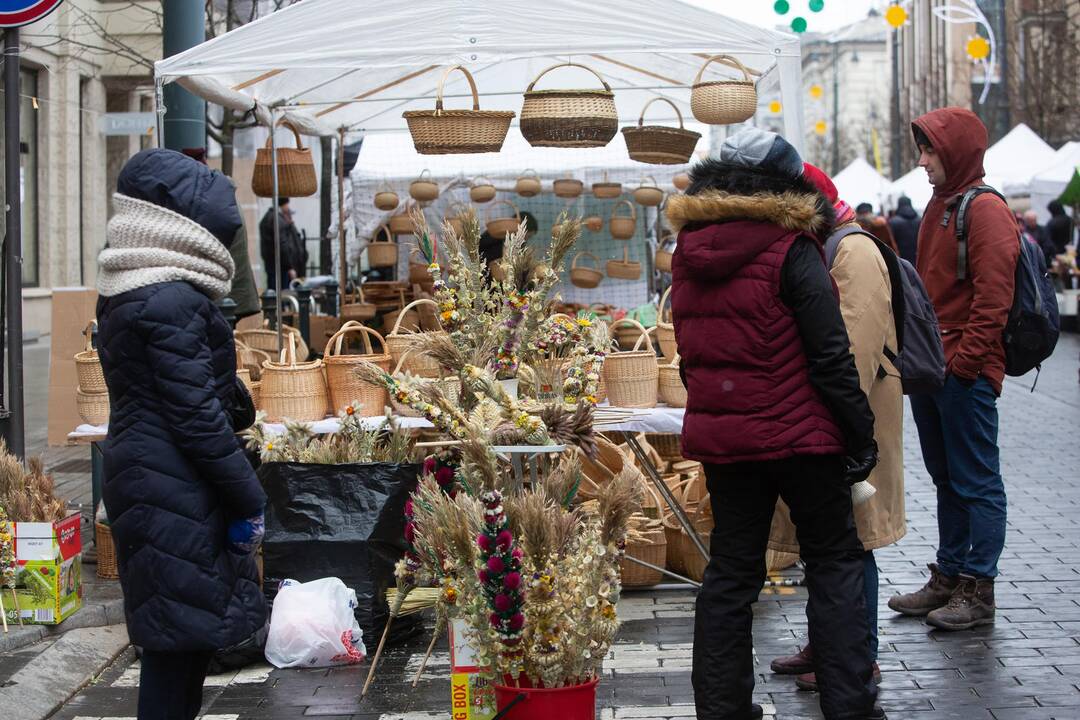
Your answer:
[0,597,124,654]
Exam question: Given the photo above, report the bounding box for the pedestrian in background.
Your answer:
[856,202,875,224]
[770,164,905,693]
[259,197,308,291]
[1045,200,1074,259]
[669,128,884,720]
[888,196,921,264]
[96,149,267,720]
[859,215,900,255]
[889,108,1017,631]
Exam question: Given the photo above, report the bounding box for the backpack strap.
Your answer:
[952,184,1007,281]
[823,224,872,268]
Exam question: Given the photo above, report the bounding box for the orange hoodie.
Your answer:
[912,108,1019,395]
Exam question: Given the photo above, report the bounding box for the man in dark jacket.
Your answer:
[96,149,266,720]
[260,197,308,291]
[669,128,883,720]
[888,195,921,264]
[1046,200,1074,259]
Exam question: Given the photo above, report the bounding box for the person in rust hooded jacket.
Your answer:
[888,108,1018,632]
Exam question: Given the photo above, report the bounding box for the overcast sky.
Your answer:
[684,0,882,34]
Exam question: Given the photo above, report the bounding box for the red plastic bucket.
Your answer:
[493,676,599,720]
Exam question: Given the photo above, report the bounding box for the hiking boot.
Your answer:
[770,645,814,675]
[749,704,763,719]
[867,707,888,720]
[887,563,960,616]
[926,574,995,631]
[793,663,881,691]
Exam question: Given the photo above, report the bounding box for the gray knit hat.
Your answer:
[720,128,804,179]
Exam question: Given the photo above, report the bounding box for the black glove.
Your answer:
[228,376,257,432]
[843,440,878,485]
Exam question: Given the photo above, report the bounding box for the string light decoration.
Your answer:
[809,84,824,100]
[768,100,782,114]
[885,4,908,29]
[814,120,828,136]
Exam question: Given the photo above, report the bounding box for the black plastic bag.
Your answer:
[259,461,423,645]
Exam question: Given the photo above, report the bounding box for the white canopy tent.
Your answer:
[832,158,892,212]
[1030,141,1080,224]
[886,166,933,214]
[983,123,1056,197]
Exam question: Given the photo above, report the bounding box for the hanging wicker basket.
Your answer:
[655,235,675,274]
[95,522,119,579]
[520,62,619,148]
[609,200,637,240]
[673,173,691,191]
[656,286,677,361]
[584,215,603,232]
[367,225,399,268]
[690,55,758,125]
[592,172,623,199]
[74,324,106,394]
[385,298,445,378]
[569,252,603,289]
[659,354,687,408]
[77,389,110,426]
[252,121,318,198]
[374,182,399,211]
[259,332,328,422]
[388,208,415,236]
[514,168,542,197]
[485,199,521,238]
[408,169,440,202]
[403,65,515,155]
[553,176,583,198]
[606,247,642,280]
[324,322,391,416]
[603,319,659,408]
[444,202,471,237]
[632,176,665,207]
[470,176,497,203]
[623,97,702,165]
[341,288,377,322]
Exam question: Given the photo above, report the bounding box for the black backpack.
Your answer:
[950,186,1060,380]
[825,226,946,395]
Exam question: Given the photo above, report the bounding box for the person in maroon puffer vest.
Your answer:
[668,128,884,720]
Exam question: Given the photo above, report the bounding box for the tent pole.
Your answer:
[338,127,347,301]
[271,107,284,354]
[315,65,441,118]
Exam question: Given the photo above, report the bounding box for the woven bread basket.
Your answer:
[367,226,399,267]
[658,354,687,408]
[74,326,106,394]
[252,121,317,198]
[609,200,637,240]
[77,388,110,426]
[408,169,439,202]
[553,176,583,198]
[656,286,677,361]
[259,332,329,422]
[569,251,603,289]
[340,289,377,322]
[603,318,659,408]
[374,182,399,211]
[385,298,445,378]
[690,55,758,125]
[485,199,521,238]
[632,176,665,207]
[514,169,542,197]
[520,62,618,148]
[623,97,702,165]
[324,322,391,416]
[470,176,497,203]
[403,65,514,154]
[606,247,642,280]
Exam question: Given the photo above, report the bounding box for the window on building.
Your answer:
[0,68,40,287]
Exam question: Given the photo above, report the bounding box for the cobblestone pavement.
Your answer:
[49,335,1080,719]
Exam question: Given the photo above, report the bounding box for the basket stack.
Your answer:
[603,319,659,408]
[324,322,391,416]
[259,333,329,422]
[622,98,702,164]
[75,327,109,426]
[403,66,515,154]
[236,325,310,364]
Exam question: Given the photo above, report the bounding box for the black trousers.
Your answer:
[693,456,877,720]
[138,649,214,720]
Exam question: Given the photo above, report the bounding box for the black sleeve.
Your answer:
[779,237,875,453]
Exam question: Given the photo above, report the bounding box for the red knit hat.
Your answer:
[802,162,838,204]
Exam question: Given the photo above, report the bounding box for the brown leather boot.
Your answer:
[887,563,960,616]
[926,574,995,631]
[770,644,814,675]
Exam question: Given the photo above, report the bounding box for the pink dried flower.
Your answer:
[477,569,489,584]
[423,457,437,474]
[487,556,505,574]
[496,530,513,549]
[503,572,521,590]
[494,593,511,612]
[477,534,492,552]
[435,466,455,486]
[511,548,523,560]
[509,613,525,631]
[404,522,415,544]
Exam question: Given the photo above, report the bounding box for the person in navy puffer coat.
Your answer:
[96,149,266,720]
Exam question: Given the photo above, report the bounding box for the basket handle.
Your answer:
[377,180,395,193]
[610,199,637,221]
[263,120,305,150]
[639,175,659,189]
[526,62,611,93]
[326,322,386,358]
[571,251,600,270]
[611,317,655,353]
[471,175,493,187]
[413,169,433,183]
[393,346,416,375]
[485,199,521,222]
[632,326,656,352]
[518,168,539,180]
[693,55,754,85]
[372,223,394,243]
[668,351,682,368]
[390,298,440,336]
[658,286,673,321]
[278,330,299,367]
[638,97,685,129]
[435,65,481,113]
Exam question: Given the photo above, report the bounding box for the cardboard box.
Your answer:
[6,514,83,625]
[449,619,496,720]
[48,287,99,445]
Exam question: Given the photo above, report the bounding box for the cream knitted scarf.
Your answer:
[98,194,235,300]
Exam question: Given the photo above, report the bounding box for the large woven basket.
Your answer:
[236,324,309,362]
[553,176,583,198]
[252,121,317,198]
[656,286,677,361]
[514,169,542,197]
[690,55,757,125]
[74,329,106,394]
[77,388,110,426]
[324,322,391,416]
[404,65,514,155]
[569,252,603,289]
[95,522,119,579]
[609,200,637,240]
[259,332,329,422]
[659,354,687,408]
[620,524,667,587]
[341,289,377,322]
[374,182,399,211]
[408,169,439,202]
[607,247,642,281]
[603,319,659,408]
[632,176,664,207]
[386,298,445,378]
[367,225,399,267]
[485,199,521,238]
[520,62,618,148]
[470,176,496,203]
[623,97,702,164]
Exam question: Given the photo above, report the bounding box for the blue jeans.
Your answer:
[863,550,878,661]
[910,375,1006,578]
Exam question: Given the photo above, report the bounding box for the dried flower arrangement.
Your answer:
[0,440,67,524]
[525,313,609,405]
[0,505,16,631]
[242,405,415,465]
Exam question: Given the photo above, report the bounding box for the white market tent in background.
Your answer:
[832,158,892,211]
[153,0,806,145]
[886,166,934,214]
[984,123,1056,197]
[1030,141,1080,224]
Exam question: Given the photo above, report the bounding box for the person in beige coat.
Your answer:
[768,164,906,691]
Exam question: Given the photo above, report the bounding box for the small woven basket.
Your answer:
[609,200,637,240]
[659,354,687,408]
[690,55,758,125]
[632,176,664,207]
[408,169,439,202]
[623,97,702,164]
[656,286,677,361]
[367,225,399,267]
[236,325,309,362]
[591,174,623,198]
[553,176,583,198]
[385,299,445,378]
[374,182,399,211]
[514,168,542,197]
[603,319,659,408]
[520,62,618,148]
[655,236,674,274]
[388,205,417,235]
[606,247,642,281]
[485,199,521,238]
[235,341,271,382]
[95,522,119,579]
[324,322,391,416]
[673,173,691,191]
[470,176,496,203]
[340,289,377,322]
[74,328,106,394]
[77,388,110,426]
[569,251,603,289]
[403,66,514,154]
[619,523,667,587]
[259,332,329,422]
[252,121,317,198]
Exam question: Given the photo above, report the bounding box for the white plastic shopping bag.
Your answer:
[265,577,367,668]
